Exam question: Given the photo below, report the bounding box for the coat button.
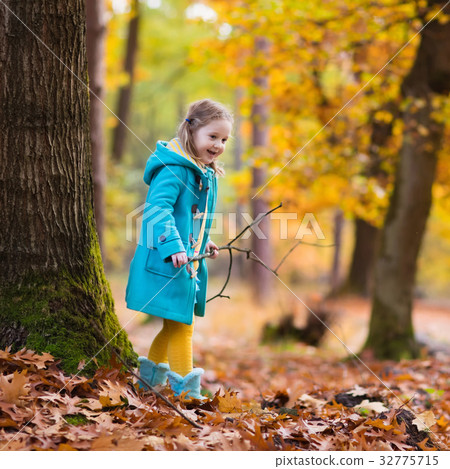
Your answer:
[159,235,166,242]
[206,186,210,192]
[191,204,198,214]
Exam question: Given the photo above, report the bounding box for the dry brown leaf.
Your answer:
[354,399,388,413]
[366,418,395,430]
[297,393,327,409]
[347,385,368,397]
[0,417,18,428]
[302,418,330,434]
[412,410,436,431]
[217,390,242,413]
[0,370,29,404]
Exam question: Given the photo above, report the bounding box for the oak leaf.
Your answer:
[412,410,436,432]
[0,370,29,404]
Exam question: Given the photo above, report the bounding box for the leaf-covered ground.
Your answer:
[0,343,449,451]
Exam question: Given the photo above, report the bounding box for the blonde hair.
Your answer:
[178,99,233,177]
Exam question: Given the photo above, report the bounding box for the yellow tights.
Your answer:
[147,318,194,377]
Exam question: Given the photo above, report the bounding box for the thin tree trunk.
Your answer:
[364,4,450,359]
[0,0,137,375]
[111,0,140,163]
[329,209,344,295]
[347,218,379,296]
[250,36,273,303]
[233,87,245,278]
[86,0,106,258]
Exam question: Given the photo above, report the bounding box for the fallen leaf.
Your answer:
[366,418,394,430]
[354,400,388,413]
[58,443,77,450]
[347,385,368,397]
[297,393,327,409]
[217,390,242,413]
[0,370,29,404]
[412,410,436,432]
[302,418,330,434]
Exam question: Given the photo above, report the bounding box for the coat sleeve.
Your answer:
[143,165,187,261]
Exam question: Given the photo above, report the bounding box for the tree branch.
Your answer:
[187,202,334,301]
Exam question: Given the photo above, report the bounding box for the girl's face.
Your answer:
[192,119,232,165]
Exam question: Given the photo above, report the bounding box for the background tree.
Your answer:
[345,100,398,296]
[0,0,137,375]
[111,0,141,163]
[250,35,274,302]
[364,1,450,359]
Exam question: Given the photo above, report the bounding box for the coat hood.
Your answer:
[143,140,213,185]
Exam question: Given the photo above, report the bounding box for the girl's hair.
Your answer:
[178,99,233,176]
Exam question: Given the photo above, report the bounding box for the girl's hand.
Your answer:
[205,240,219,259]
[171,251,188,268]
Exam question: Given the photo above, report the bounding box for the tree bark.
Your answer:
[111,0,140,163]
[250,36,273,303]
[86,0,106,258]
[0,0,137,375]
[346,218,379,296]
[346,101,397,296]
[329,209,344,295]
[233,87,245,278]
[364,3,450,359]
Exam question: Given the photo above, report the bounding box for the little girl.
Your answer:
[126,99,233,399]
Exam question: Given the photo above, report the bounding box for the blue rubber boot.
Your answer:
[167,368,206,400]
[137,357,170,390]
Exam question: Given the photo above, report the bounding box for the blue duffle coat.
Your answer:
[125,141,218,325]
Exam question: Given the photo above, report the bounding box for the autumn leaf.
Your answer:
[58,443,77,451]
[416,437,437,451]
[366,418,395,431]
[301,418,330,434]
[412,410,436,432]
[354,400,389,414]
[217,390,242,413]
[0,370,29,404]
[297,393,327,409]
[347,385,369,397]
[0,417,19,428]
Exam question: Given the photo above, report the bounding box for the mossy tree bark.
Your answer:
[0,0,137,375]
[364,3,450,359]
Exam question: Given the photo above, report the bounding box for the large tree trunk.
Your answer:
[111,0,140,163]
[86,0,106,257]
[364,4,450,359]
[0,0,137,375]
[250,36,273,303]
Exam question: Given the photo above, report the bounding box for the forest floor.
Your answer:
[0,274,449,451]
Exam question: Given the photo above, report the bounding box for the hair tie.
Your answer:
[185,118,191,123]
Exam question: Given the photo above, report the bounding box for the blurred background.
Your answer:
[88,0,450,358]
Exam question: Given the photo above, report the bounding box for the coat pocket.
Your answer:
[145,247,190,279]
